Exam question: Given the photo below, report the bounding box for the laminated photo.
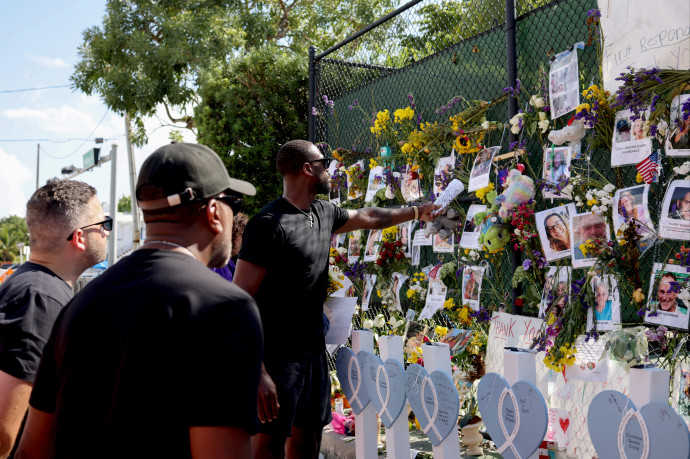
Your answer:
[539,266,571,319]
[612,184,655,253]
[364,165,385,202]
[542,144,572,199]
[468,146,499,192]
[363,229,382,262]
[433,154,455,197]
[347,231,363,262]
[459,204,487,249]
[611,109,652,167]
[419,277,448,320]
[564,335,608,383]
[346,160,364,200]
[549,45,581,120]
[433,233,454,253]
[570,212,611,269]
[644,263,690,330]
[586,275,621,331]
[328,161,341,204]
[401,164,424,202]
[461,266,485,311]
[330,233,346,250]
[391,272,408,312]
[361,274,377,311]
[672,363,690,427]
[411,229,432,266]
[659,180,690,241]
[397,221,413,258]
[535,204,575,261]
[439,328,473,356]
[666,94,690,157]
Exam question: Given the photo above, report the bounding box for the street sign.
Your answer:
[83,148,101,169]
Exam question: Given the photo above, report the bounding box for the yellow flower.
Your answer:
[435,326,449,337]
[394,106,415,123]
[633,288,645,303]
[443,298,455,310]
[377,290,382,298]
[369,158,378,169]
[458,306,471,325]
[332,150,343,162]
[586,197,597,206]
[406,289,415,299]
[635,172,644,183]
[546,312,556,326]
[401,143,414,154]
[575,103,590,114]
[475,182,495,203]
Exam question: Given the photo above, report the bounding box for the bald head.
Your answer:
[276,140,320,177]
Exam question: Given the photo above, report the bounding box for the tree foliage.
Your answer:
[0,216,29,262]
[195,46,308,215]
[118,195,132,213]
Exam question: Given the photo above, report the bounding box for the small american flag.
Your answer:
[636,150,660,184]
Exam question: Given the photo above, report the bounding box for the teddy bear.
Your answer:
[494,169,536,220]
[424,207,461,241]
[547,118,586,145]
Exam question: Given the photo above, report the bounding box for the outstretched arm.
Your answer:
[334,202,438,234]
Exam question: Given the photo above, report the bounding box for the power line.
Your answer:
[0,84,71,94]
[0,135,125,144]
[61,111,110,159]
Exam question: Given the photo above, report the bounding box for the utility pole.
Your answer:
[124,115,141,250]
[36,144,40,190]
[108,144,118,267]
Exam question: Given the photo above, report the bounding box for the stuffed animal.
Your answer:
[494,169,536,220]
[424,207,461,241]
[547,119,586,145]
[475,211,511,252]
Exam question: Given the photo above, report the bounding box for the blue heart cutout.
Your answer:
[588,390,690,459]
[404,363,460,446]
[335,347,370,414]
[477,372,548,459]
[360,350,407,428]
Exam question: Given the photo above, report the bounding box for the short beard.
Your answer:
[315,177,330,195]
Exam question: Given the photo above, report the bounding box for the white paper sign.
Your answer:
[419,278,447,321]
[485,312,543,375]
[599,0,690,93]
[550,44,582,119]
[324,297,358,345]
[459,204,487,249]
[564,335,609,382]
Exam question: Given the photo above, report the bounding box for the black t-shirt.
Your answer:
[0,261,72,382]
[239,198,348,362]
[30,250,263,458]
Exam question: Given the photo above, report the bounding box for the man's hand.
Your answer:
[417,202,440,221]
[256,365,279,424]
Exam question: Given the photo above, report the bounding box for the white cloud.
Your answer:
[25,54,69,69]
[1,105,119,137]
[0,149,32,219]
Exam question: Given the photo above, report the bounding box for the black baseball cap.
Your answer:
[136,143,256,210]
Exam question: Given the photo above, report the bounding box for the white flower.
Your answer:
[657,120,668,137]
[511,124,521,134]
[529,95,545,108]
[562,184,573,195]
[601,197,612,206]
[363,319,373,329]
[481,121,491,129]
[337,247,347,256]
[586,192,593,201]
[373,314,386,328]
[385,187,395,199]
[679,290,690,309]
[538,111,547,121]
[604,184,615,193]
[329,256,335,264]
[619,222,629,233]
[587,270,597,277]
[591,205,600,212]
[538,120,550,133]
[514,228,522,236]
[389,317,405,328]
[351,230,362,240]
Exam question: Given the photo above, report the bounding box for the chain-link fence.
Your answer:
[312,0,687,375]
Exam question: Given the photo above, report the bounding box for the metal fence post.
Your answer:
[308,45,316,144]
[505,0,522,314]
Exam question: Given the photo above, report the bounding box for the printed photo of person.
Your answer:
[460,204,487,249]
[660,180,690,241]
[363,229,382,262]
[433,233,454,253]
[434,155,455,196]
[397,221,412,257]
[613,185,654,253]
[542,145,571,199]
[539,266,571,319]
[401,165,423,202]
[612,109,653,167]
[669,187,690,221]
[615,118,631,143]
[667,94,690,155]
[440,329,473,356]
[362,274,377,311]
[645,264,690,330]
[348,232,362,261]
[468,146,499,192]
[571,212,610,268]
[536,204,575,261]
[592,278,613,323]
[461,266,485,311]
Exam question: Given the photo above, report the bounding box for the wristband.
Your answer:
[413,206,419,220]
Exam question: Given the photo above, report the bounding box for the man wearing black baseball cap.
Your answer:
[18,143,262,458]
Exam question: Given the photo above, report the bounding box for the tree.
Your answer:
[0,216,29,262]
[195,46,308,215]
[118,196,132,213]
[72,0,399,145]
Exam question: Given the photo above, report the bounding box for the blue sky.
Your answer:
[0,1,195,220]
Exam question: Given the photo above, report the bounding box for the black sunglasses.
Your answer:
[66,216,113,241]
[307,157,332,168]
[214,195,243,214]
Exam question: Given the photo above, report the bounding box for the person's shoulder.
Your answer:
[0,262,71,303]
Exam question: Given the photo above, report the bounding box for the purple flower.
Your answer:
[587,9,601,18]
[502,79,522,97]
[348,99,358,111]
[522,259,532,270]
[311,107,319,116]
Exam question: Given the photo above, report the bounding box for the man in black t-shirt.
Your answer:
[0,180,108,457]
[234,140,437,458]
[17,143,262,459]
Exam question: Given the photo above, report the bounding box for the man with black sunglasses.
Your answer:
[0,179,108,457]
[18,143,262,458]
[235,139,437,459]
